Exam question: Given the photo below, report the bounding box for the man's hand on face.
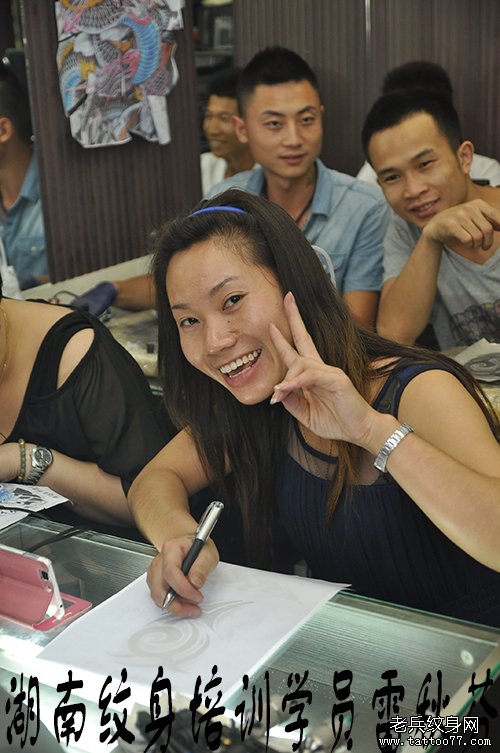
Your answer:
[422,198,500,251]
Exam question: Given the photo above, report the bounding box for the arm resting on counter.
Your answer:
[128,429,220,617]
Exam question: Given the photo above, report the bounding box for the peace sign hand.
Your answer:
[269,293,379,449]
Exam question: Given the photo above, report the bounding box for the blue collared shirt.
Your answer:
[0,153,47,288]
[205,159,391,293]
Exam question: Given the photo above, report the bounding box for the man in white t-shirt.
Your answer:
[200,67,255,195]
[357,61,500,188]
[362,89,500,350]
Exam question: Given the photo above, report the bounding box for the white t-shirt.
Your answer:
[382,212,500,349]
[200,152,227,196]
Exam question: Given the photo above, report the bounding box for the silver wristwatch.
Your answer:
[373,423,414,473]
[24,446,54,485]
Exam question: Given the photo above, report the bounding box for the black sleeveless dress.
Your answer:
[278,362,500,628]
[6,308,171,493]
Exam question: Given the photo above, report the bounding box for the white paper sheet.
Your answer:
[40,562,346,701]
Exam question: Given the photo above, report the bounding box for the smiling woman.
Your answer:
[128,188,500,628]
[166,235,291,405]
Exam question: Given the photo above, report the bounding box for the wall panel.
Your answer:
[232,0,367,175]
[367,0,500,165]
[21,0,201,282]
[233,0,499,176]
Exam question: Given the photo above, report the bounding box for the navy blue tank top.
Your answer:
[278,362,500,628]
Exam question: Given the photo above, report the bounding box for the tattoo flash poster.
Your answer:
[54,0,185,148]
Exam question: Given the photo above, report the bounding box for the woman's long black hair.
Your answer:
[151,189,499,566]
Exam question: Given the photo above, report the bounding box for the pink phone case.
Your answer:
[0,544,92,630]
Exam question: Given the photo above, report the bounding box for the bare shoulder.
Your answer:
[1,298,96,400]
[398,368,500,473]
[6,298,93,373]
[398,367,487,425]
[20,300,99,387]
[58,326,95,387]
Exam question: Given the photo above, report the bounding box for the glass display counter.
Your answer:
[0,518,498,752]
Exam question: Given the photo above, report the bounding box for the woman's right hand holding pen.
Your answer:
[147,533,220,618]
[128,431,221,617]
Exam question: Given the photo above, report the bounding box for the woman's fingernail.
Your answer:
[270,393,279,405]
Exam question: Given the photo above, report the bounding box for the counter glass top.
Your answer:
[0,518,498,751]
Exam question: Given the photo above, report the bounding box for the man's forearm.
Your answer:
[377,236,443,344]
[114,274,156,310]
[343,290,379,329]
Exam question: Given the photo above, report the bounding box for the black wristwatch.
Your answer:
[25,446,54,485]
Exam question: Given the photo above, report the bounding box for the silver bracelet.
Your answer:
[373,423,414,473]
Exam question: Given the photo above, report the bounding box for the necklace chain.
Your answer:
[263,179,315,226]
[292,193,314,225]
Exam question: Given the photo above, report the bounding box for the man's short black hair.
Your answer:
[0,49,32,144]
[382,60,453,101]
[207,67,242,102]
[237,46,320,115]
[361,89,463,163]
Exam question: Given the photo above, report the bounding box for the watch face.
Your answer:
[32,447,53,468]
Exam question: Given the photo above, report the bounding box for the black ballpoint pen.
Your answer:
[162,500,224,610]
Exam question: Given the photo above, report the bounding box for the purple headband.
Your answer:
[190,205,247,217]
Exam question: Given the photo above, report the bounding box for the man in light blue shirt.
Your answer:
[207,159,390,326]
[206,47,391,329]
[71,48,390,325]
[0,153,46,289]
[0,52,47,289]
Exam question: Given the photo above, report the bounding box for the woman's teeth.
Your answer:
[219,350,261,375]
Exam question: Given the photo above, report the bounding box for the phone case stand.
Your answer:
[0,544,92,631]
[32,593,92,631]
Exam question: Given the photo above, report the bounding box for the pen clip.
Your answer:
[195,500,224,541]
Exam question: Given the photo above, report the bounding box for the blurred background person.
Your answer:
[363,90,500,350]
[0,49,47,290]
[201,66,255,194]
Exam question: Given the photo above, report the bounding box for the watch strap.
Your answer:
[373,423,414,473]
[24,447,53,485]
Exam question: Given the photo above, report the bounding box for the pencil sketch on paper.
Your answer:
[113,598,252,668]
[40,563,344,699]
